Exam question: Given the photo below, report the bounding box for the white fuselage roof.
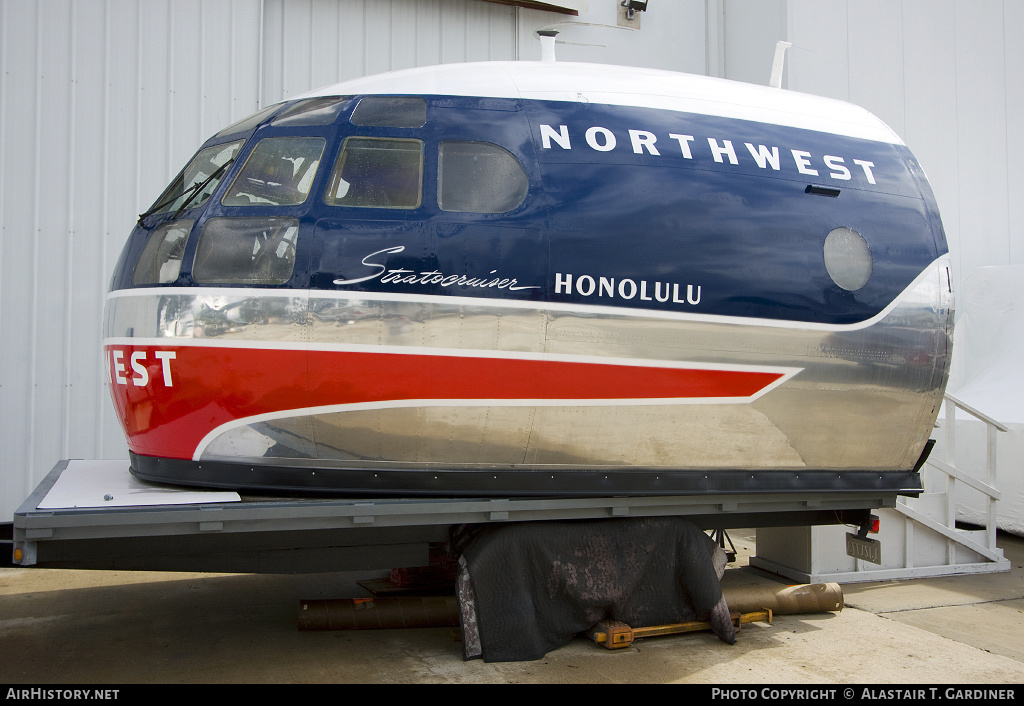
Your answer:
[296,61,903,145]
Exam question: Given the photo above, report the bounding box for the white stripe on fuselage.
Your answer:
[105,255,949,334]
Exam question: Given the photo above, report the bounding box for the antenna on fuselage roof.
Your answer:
[769,41,792,89]
[538,29,559,62]
[533,21,635,62]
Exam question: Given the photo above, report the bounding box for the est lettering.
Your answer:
[109,349,175,387]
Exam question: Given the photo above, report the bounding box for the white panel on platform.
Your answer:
[39,460,239,509]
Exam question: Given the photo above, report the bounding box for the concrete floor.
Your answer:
[1,528,1022,684]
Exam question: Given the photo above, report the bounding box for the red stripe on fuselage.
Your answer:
[105,344,785,459]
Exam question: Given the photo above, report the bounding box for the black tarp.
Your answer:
[452,516,736,662]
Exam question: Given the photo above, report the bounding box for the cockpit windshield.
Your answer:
[140,140,244,221]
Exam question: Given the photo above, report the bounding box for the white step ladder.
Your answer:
[751,394,1011,583]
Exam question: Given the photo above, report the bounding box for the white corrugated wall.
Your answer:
[719,0,1024,309]
[0,0,524,520]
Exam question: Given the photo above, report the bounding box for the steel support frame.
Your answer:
[14,460,897,573]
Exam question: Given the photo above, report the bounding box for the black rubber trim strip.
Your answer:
[912,438,936,473]
[131,453,924,499]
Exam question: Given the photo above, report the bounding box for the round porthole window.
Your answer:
[824,227,872,291]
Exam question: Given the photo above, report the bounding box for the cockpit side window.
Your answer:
[192,217,299,285]
[438,141,529,213]
[272,97,351,127]
[324,137,424,209]
[145,141,244,218]
[350,96,427,128]
[214,104,283,138]
[222,137,326,207]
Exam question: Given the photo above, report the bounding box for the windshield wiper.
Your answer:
[171,158,236,219]
[137,157,236,225]
[138,177,204,225]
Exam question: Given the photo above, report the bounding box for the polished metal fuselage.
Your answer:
[104,255,952,474]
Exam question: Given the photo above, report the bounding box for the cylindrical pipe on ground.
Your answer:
[299,596,460,631]
[298,583,842,631]
[722,582,844,614]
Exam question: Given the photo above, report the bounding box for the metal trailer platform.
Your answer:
[11,460,899,574]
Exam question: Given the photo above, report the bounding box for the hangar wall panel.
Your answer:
[258,0,517,105]
[515,1,706,71]
[0,0,522,522]
[0,0,268,522]
[717,0,786,86]
[721,0,1023,311]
